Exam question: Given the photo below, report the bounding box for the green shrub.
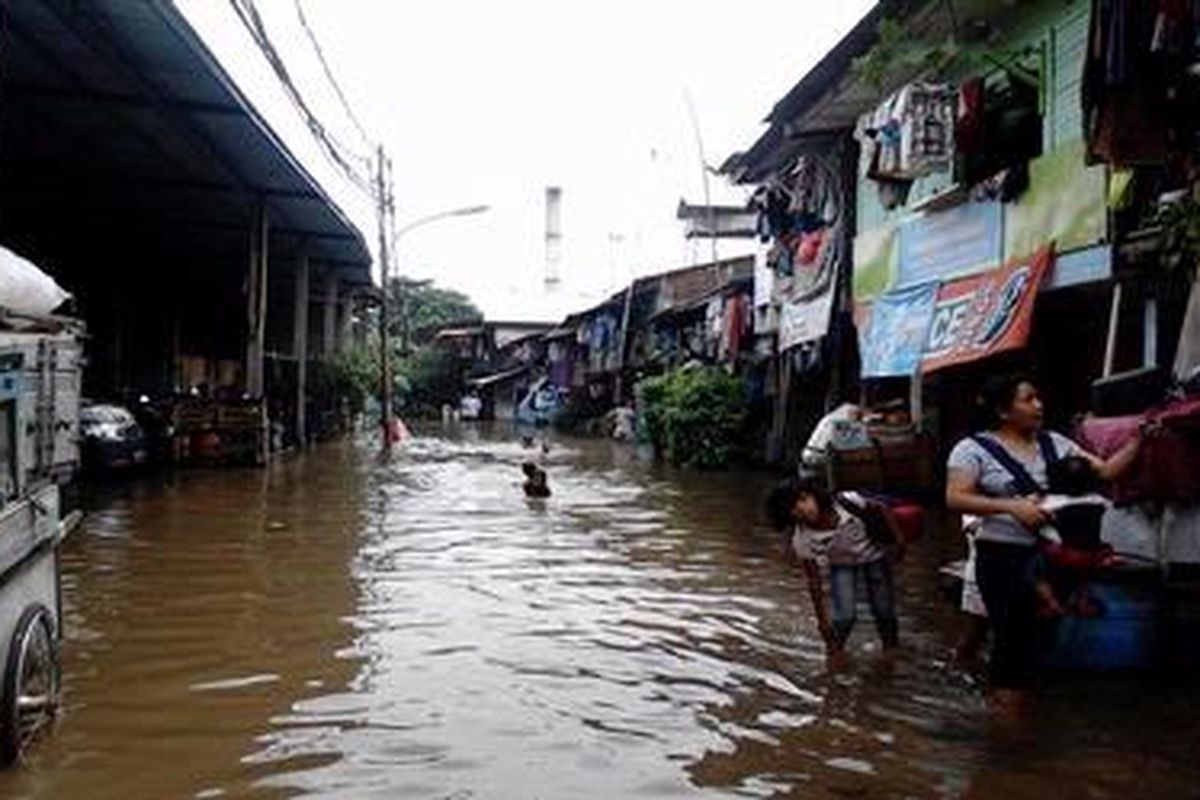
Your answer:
[636,367,747,469]
[396,347,465,416]
[316,343,380,417]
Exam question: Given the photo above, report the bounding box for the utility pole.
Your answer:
[376,145,394,450]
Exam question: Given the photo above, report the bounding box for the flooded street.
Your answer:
[1,428,1198,799]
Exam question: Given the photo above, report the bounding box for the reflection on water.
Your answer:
[0,428,1197,798]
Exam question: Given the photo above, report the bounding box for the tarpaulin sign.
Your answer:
[779,290,835,351]
[922,247,1052,373]
[859,281,939,377]
[897,199,1003,288]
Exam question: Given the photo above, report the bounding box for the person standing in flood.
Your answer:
[945,373,1142,717]
[522,462,551,498]
[767,476,902,666]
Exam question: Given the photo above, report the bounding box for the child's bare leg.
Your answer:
[953,613,988,668]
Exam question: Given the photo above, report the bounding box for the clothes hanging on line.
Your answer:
[1083,0,1198,165]
[857,82,957,183]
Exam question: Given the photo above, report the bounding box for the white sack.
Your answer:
[0,245,70,317]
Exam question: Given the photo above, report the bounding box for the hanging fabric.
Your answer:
[856,82,957,182]
[1083,0,1185,166]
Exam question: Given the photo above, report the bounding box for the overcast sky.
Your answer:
[177,0,875,321]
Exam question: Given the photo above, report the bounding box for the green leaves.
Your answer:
[637,367,747,469]
[1157,194,1200,278]
[386,275,483,344]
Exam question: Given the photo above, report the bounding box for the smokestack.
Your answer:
[545,186,562,289]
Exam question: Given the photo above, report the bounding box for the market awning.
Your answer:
[1,1,371,281]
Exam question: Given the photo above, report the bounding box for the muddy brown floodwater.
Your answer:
[0,426,1197,799]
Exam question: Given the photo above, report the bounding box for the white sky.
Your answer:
[177,0,875,321]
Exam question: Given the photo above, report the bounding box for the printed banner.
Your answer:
[897,199,1003,288]
[852,221,899,302]
[1004,139,1106,263]
[859,281,939,378]
[922,247,1052,373]
[778,290,834,351]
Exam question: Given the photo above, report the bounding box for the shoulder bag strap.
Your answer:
[1036,430,1059,467]
[970,434,1044,495]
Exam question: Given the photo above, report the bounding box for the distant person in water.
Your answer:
[522,462,551,498]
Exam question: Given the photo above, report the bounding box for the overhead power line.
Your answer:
[227,0,374,196]
[293,0,372,149]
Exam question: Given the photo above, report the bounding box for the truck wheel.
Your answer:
[1,605,59,766]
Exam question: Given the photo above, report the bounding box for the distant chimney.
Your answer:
[545,186,562,289]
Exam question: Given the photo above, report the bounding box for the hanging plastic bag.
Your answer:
[0,245,70,317]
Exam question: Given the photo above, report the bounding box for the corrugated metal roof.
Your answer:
[2,0,371,281]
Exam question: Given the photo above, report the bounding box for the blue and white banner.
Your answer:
[897,200,1003,288]
[859,282,939,377]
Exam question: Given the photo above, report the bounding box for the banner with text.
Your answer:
[922,247,1052,373]
[779,290,835,351]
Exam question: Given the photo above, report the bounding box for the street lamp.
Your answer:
[379,203,489,449]
[393,204,490,241]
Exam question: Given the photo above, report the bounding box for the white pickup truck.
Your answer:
[0,318,83,765]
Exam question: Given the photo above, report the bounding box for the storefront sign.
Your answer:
[897,200,1003,288]
[1044,244,1111,291]
[779,290,834,351]
[922,248,1052,373]
[859,281,939,377]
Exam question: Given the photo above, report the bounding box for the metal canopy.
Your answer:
[1,0,372,281]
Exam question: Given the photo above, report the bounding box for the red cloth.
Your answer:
[888,503,924,543]
[1078,396,1200,504]
[956,78,985,154]
[723,293,749,359]
[1077,414,1141,458]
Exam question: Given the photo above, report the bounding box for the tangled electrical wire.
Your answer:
[227,0,375,197]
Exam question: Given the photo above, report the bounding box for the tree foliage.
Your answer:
[637,367,747,469]
[309,277,482,419]
[315,339,385,418]
[387,276,483,346]
[396,347,466,415]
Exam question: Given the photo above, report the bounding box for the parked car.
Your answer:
[80,403,148,472]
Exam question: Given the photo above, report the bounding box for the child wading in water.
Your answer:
[767,476,902,666]
[522,462,551,498]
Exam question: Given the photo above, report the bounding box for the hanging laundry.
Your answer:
[788,156,835,222]
[956,77,986,157]
[1083,0,1184,166]
[794,229,825,267]
[748,183,795,242]
[876,178,913,211]
[771,238,795,277]
[857,82,957,182]
[969,163,1030,204]
[722,292,750,361]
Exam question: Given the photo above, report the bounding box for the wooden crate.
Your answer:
[827,435,938,494]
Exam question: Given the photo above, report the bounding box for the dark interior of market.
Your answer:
[0,1,370,444]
